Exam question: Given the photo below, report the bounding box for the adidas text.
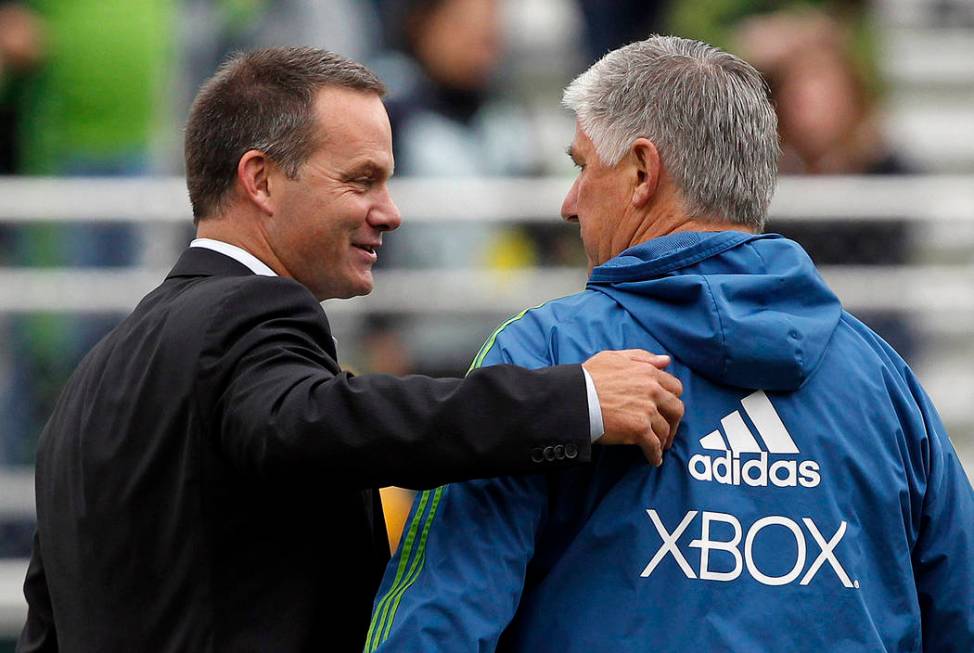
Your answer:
[689,451,821,488]
[690,390,821,488]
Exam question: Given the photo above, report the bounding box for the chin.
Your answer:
[351,284,374,298]
[308,275,373,301]
[355,271,375,296]
[327,287,372,301]
[337,274,375,299]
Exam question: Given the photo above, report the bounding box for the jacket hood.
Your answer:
[587,231,842,391]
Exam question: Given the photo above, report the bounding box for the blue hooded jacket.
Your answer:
[366,232,974,653]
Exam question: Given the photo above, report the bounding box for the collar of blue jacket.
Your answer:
[587,231,842,392]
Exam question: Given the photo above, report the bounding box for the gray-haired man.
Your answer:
[368,35,974,652]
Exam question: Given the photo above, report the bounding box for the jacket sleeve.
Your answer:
[907,375,974,652]
[17,531,58,652]
[367,329,552,653]
[367,477,547,653]
[199,277,591,489]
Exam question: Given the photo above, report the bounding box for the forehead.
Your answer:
[571,121,595,156]
[310,86,393,169]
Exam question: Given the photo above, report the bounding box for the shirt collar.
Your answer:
[190,238,277,277]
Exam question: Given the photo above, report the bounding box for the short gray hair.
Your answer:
[562,36,779,230]
[185,47,386,222]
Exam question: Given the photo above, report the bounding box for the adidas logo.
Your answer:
[688,390,821,488]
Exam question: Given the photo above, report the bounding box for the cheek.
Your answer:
[574,182,598,230]
[579,213,602,251]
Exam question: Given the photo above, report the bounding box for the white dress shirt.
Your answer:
[190,238,277,276]
[188,238,604,441]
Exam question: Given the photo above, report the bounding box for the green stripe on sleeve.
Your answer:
[365,489,432,651]
[468,302,546,372]
[376,485,446,645]
[368,302,546,649]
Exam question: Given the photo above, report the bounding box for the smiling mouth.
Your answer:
[353,244,377,255]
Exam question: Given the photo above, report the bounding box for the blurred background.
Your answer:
[0,0,972,644]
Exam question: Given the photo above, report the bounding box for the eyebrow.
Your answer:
[346,161,392,180]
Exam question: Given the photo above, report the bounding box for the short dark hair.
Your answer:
[184,47,386,221]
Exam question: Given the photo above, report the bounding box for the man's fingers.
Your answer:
[649,411,670,453]
[656,369,683,396]
[638,432,663,467]
[659,394,684,450]
[583,348,683,464]
[644,354,671,369]
[637,354,671,369]
[627,350,671,368]
[582,349,671,370]
[598,349,671,368]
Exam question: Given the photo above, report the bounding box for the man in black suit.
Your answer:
[17,48,684,652]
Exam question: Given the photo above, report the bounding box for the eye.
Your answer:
[353,177,375,189]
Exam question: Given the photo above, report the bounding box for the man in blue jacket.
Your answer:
[366,36,974,652]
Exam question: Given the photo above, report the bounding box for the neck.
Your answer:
[624,187,752,252]
[630,213,744,246]
[195,213,291,278]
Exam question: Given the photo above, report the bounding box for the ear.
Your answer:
[236,149,276,216]
[630,138,661,209]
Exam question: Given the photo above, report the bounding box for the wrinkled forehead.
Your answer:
[312,86,390,138]
[310,86,394,169]
[568,121,597,158]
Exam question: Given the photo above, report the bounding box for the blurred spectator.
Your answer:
[14,0,172,177]
[376,0,540,180]
[667,0,875,58]
[929,0,974,28]
[372,0,544,272]
[733,9,917,358]
[178,0,379,135]
[178,0,271,131]
[735,10,908,177]
[1,0,174,469]
[367,0,543,383]
[385,0,541,181]
[250,0,378,61]
[0,2,44,174]
[358,314,416,377]
[575,0,671,60]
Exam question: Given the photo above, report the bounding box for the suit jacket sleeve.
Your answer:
[196,277,591,489]
[17,531,58,652]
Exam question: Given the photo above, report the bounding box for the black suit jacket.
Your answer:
[18,248,591,652]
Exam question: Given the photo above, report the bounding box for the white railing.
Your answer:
[0,175,970,319]
[1,264,973,317]
[0,559,26,635]
[0,175,972,222]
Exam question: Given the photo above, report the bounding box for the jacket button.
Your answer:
[531,447,544,463]
[565,443,578,460]
[543,446,555,461]
[554,445,565,460]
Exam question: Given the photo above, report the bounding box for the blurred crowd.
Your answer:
[0,0,935,561]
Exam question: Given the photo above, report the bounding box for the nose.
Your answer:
[370,186,402,232]
[561,177,579,223]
